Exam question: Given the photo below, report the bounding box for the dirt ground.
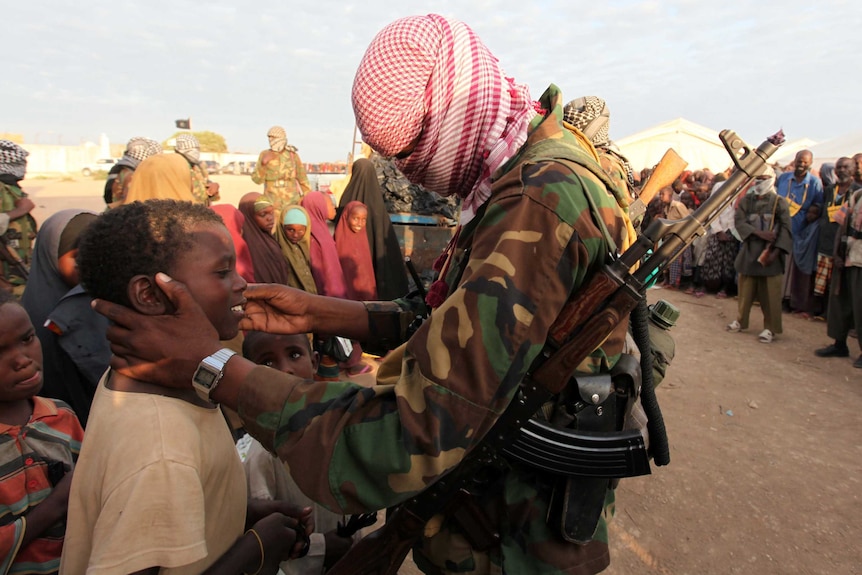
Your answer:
[24,177,862,575]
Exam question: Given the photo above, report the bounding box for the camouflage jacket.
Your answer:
[237,85,630,575]
[191,163,211,205]
[251,147,311,210]
[1,182,36,289]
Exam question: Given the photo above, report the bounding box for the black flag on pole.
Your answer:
[175,118,191,130]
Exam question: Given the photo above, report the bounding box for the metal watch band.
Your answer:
[193,348,237,403]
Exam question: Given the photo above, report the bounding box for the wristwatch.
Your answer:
[192,348,237,403]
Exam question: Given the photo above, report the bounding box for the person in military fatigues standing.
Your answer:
[0,140,36,296]
[252,126,311,212]
[93,15,651,575]
[175,133,220,205]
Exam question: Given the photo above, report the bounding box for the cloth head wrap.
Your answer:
[174,133,201,165]
[563,96,610,147]
[750,173,776,196]
[0,140,29,180]
[283,207,308,226]
[268,126,287,153]
[254,196,274,213]
[352,14,535,224]
[119,137,162,170]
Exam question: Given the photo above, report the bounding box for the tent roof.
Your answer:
[616,118,732,173]
[774,131,862,167]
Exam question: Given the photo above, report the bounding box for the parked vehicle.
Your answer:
[202,160,221,174]
[81,158,118,176]
[220,161,256,175]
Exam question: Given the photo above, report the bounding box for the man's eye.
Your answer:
[263,360,275,367]
[22,333,35,344]
[290,352,302,360]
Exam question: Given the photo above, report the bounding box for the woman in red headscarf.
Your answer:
[210,204,256,284]
[334,201,377,301]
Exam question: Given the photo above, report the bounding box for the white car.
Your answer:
[82,158,118,176]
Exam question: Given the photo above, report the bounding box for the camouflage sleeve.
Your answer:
[251,151,267,185]
[294,153,311,195]
[237,159,617,514]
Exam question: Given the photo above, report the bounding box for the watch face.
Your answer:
[195,368,218,387]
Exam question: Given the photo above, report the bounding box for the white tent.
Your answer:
[774,131,862,168]
[616,118,735,174]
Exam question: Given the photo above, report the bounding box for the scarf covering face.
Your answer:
[125,153,195,203]
[267,126,287,153]
[210,204,256,284]
[175,133,201,164]
[352,14,535,224]
[301,191,349,298]
[117,137,162,170]
[274,206,318,294]
[750,173,777,196]
[336,158,409,300]
[0,140,29,180]
[238,192,293,284]
[334,201,377,301]
[563,96,610,147]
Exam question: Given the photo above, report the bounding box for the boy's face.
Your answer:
[348,206,368,234]
[283,224,307,244]
[0,303,43,401]
[254,206,275,234]
[169,223,247,340]
[246,333,317,379]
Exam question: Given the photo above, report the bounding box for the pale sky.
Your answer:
[5,0,860,163]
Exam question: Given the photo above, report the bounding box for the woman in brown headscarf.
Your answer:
[237,192,292,284]
[124,153,196,204]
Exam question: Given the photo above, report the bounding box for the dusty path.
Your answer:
[26,178,862,574]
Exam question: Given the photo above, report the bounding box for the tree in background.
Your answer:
[162,131,228,153]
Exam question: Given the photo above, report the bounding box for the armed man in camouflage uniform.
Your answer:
[0,140,37,296]
[252,126,312,212]
[175,133,220,205]
[103,137,162,207]
[94,15,639,575]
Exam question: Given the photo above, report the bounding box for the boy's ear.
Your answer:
[310,350,320,373]
[127,275,169,315]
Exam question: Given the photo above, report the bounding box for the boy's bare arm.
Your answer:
[19,472,73,548]
[127,511,310,575]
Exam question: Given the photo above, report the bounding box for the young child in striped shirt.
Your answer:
[0,290,84,575]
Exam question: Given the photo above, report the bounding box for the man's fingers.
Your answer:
[92,298,138,328]
[154,273,200,316]
[243,282,291,301]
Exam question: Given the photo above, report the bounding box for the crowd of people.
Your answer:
[0,12,859,575]
[639,151,862,360]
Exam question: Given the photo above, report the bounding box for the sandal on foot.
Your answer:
[726,320,741,332]
[758,329,774,343]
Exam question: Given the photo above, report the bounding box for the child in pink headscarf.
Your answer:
[334,201,377,301]
[301,192,371,376]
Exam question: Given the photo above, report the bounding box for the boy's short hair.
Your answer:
[77,200,222,306]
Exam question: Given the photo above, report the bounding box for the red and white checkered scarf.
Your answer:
[352,14,535,224]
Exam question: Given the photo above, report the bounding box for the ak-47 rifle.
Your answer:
[327,129,785,575]
[0,233,29,282]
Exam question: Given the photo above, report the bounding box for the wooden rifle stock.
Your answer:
[326,130,785,575]
[638,148,688,206]
[628,149,688,226]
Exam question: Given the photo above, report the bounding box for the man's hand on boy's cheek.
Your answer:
[92,272,222,387]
